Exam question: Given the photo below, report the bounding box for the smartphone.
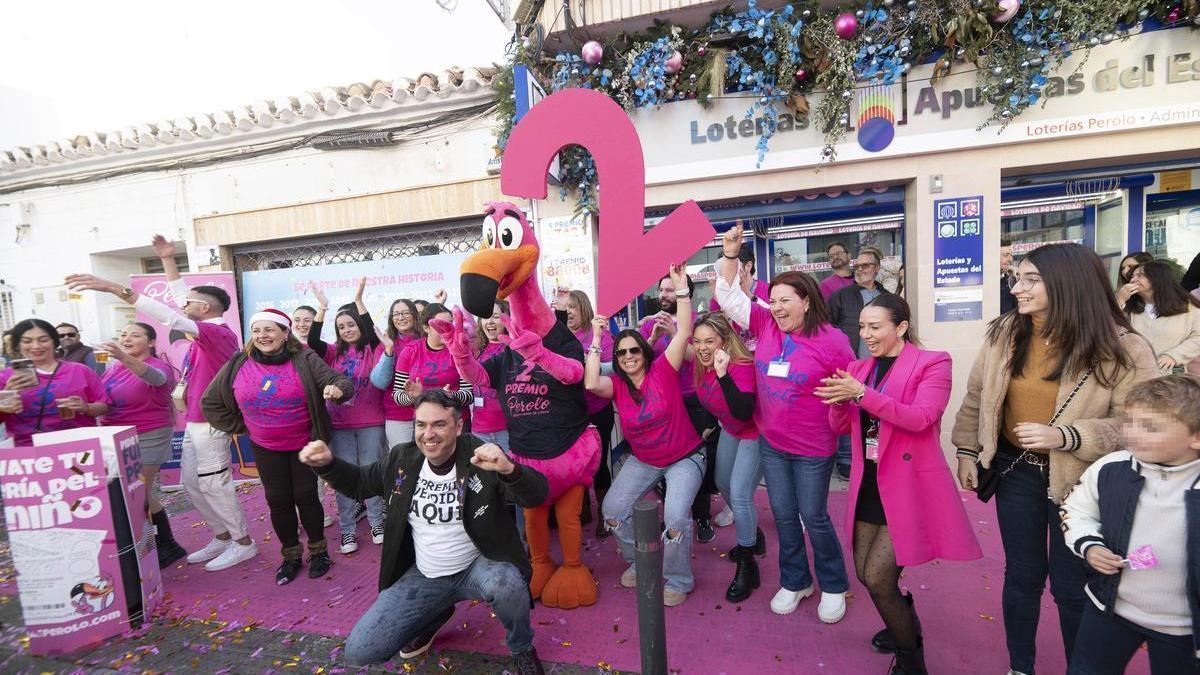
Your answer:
[10,358,33,372]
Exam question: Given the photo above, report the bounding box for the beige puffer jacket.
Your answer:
[951,325,1159,503]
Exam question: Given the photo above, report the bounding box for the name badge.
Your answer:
[474,396,485,408]
[767,361,790,378]
[865,437,880,462]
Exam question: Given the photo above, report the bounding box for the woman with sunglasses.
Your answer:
[952,243,1158,674]
[307,278,389,555]
[714,222,854,624]
[0,318,108,445]
[691,311,764,603]
[587,264,704,607]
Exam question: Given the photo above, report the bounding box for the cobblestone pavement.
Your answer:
[0,491,627,675]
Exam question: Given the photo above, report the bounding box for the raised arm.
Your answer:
[713,222,751,328]
[664,264,693,371]
[65,274,200,336]
[585,316,615,399]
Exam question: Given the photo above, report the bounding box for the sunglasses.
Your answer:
[58,332,78,338]
[614,346,643,358]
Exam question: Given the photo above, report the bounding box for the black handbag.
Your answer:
[971,368,1092,503]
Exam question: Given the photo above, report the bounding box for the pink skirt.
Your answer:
[512,427,601,504]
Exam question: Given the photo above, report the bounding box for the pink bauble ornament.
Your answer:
[794,68,808,81]
[834,12,859,40]
[992,0,1021,22]
[581,40,604,66]
[665,50,683,74]
[1166,6,1182,23]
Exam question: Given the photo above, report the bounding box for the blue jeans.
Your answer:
[343,555,534,664]
[330,426,386,535]
[714,430,762,548]
[759,441,849,594]
[836,435,852,472]
[994,451,1087,675]
[602,451,706,594]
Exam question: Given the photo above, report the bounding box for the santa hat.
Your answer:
[249,308,292,329]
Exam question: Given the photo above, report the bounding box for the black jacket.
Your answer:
[826,282,892,355]
[316,433,548,592]
[202,348,352,444]
[999,275,1017,315]
[1063,454,1200,656]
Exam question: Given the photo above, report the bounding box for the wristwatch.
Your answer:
[118,287,135,302]
[674,289,691,298]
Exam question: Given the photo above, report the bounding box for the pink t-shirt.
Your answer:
[324,343,386,430]
[395,339,465,408]
[819,273,855,299]
[183,321,241,423]
[382,333,421,422]
[575,326,614,416]
[0,361,106,445]
[612,357,701,468]
[233,359,312,450]
[100,356,175,434]
[471,342,507,433]
[697,362,758,440]
[748,303,853,455]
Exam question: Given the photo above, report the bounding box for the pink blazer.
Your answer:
[828,343,981,566]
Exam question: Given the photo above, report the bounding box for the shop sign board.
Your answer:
[631,28,1200,181]
[933,196,985,288]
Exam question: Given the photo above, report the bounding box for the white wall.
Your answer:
[0,115,499,341]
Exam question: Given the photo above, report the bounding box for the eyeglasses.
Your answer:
[183,298,209,306]
[57,332,78,338]
[1011,276,1043,291]
[392,311,414,318]
[853,262,878,270]
[614,346,643,357]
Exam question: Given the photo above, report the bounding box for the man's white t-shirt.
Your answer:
[408,460,480,577]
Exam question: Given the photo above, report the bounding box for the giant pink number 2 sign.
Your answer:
[501,88,716,317]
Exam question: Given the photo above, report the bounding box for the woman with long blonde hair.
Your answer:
[691,311,764,603]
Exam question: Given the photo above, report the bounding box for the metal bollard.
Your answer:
[633,499,667,675]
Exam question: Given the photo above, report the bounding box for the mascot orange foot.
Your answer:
[526,485,597,609]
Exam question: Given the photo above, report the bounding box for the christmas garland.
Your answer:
[496,0,1198,216]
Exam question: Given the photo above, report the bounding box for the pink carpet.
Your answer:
[152,482,1150,674]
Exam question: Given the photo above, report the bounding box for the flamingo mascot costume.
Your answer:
[430,202,600,609]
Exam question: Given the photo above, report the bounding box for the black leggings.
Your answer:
[254,443,325,556]
[589,404,615,493]
[684,394,719,520]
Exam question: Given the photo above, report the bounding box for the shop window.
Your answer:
[1146,187,1200,270]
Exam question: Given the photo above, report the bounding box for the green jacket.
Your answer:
[316,433,548,592]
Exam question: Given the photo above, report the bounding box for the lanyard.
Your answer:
[776,333,801,362]
[869,359,892,396]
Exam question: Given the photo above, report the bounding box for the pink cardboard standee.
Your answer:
[500,88,716,316]
[128,273,258,488]
[1,426,161,655]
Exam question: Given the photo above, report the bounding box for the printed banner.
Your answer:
[239,254,471,339]
[1,427,157,655]
[934,288,984,323]
[128,273,254,487]
[933,196,985,288]
[536,215,597,305]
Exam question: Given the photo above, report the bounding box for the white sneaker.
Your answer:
[340,533,359,554]
[770,585,813,615]
[204,540,258,571]
[620,564,637,588]
[713,505,734,528]
[186,538,229,564]
[323,513,335,528]
[370,525,384,545]
[1007,671,1031,675]
[818,591,847,624]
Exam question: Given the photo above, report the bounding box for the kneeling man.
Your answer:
[300,389,548,673]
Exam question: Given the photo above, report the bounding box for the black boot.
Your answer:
[725,545,760,603]
[152,509,188,569]
[580,488,594,526]
[872,592,919,653]
[726,528,767,562]
[889,638,927,675]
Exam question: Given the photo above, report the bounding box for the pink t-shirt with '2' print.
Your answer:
[697,361,758,440]
[324,343,386,430]
[382,333,421,422]
[612,357,701,468]
[471,342,507,434]
[233,359,312,450]
[747,302,853,456]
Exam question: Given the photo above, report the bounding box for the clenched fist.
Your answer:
[299,440,334,467]
[323,385,344,400]
[470,443,514,475]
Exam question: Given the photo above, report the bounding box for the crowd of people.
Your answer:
[1,227,1198,675]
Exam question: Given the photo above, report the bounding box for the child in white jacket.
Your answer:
[1060,374,1200,674]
